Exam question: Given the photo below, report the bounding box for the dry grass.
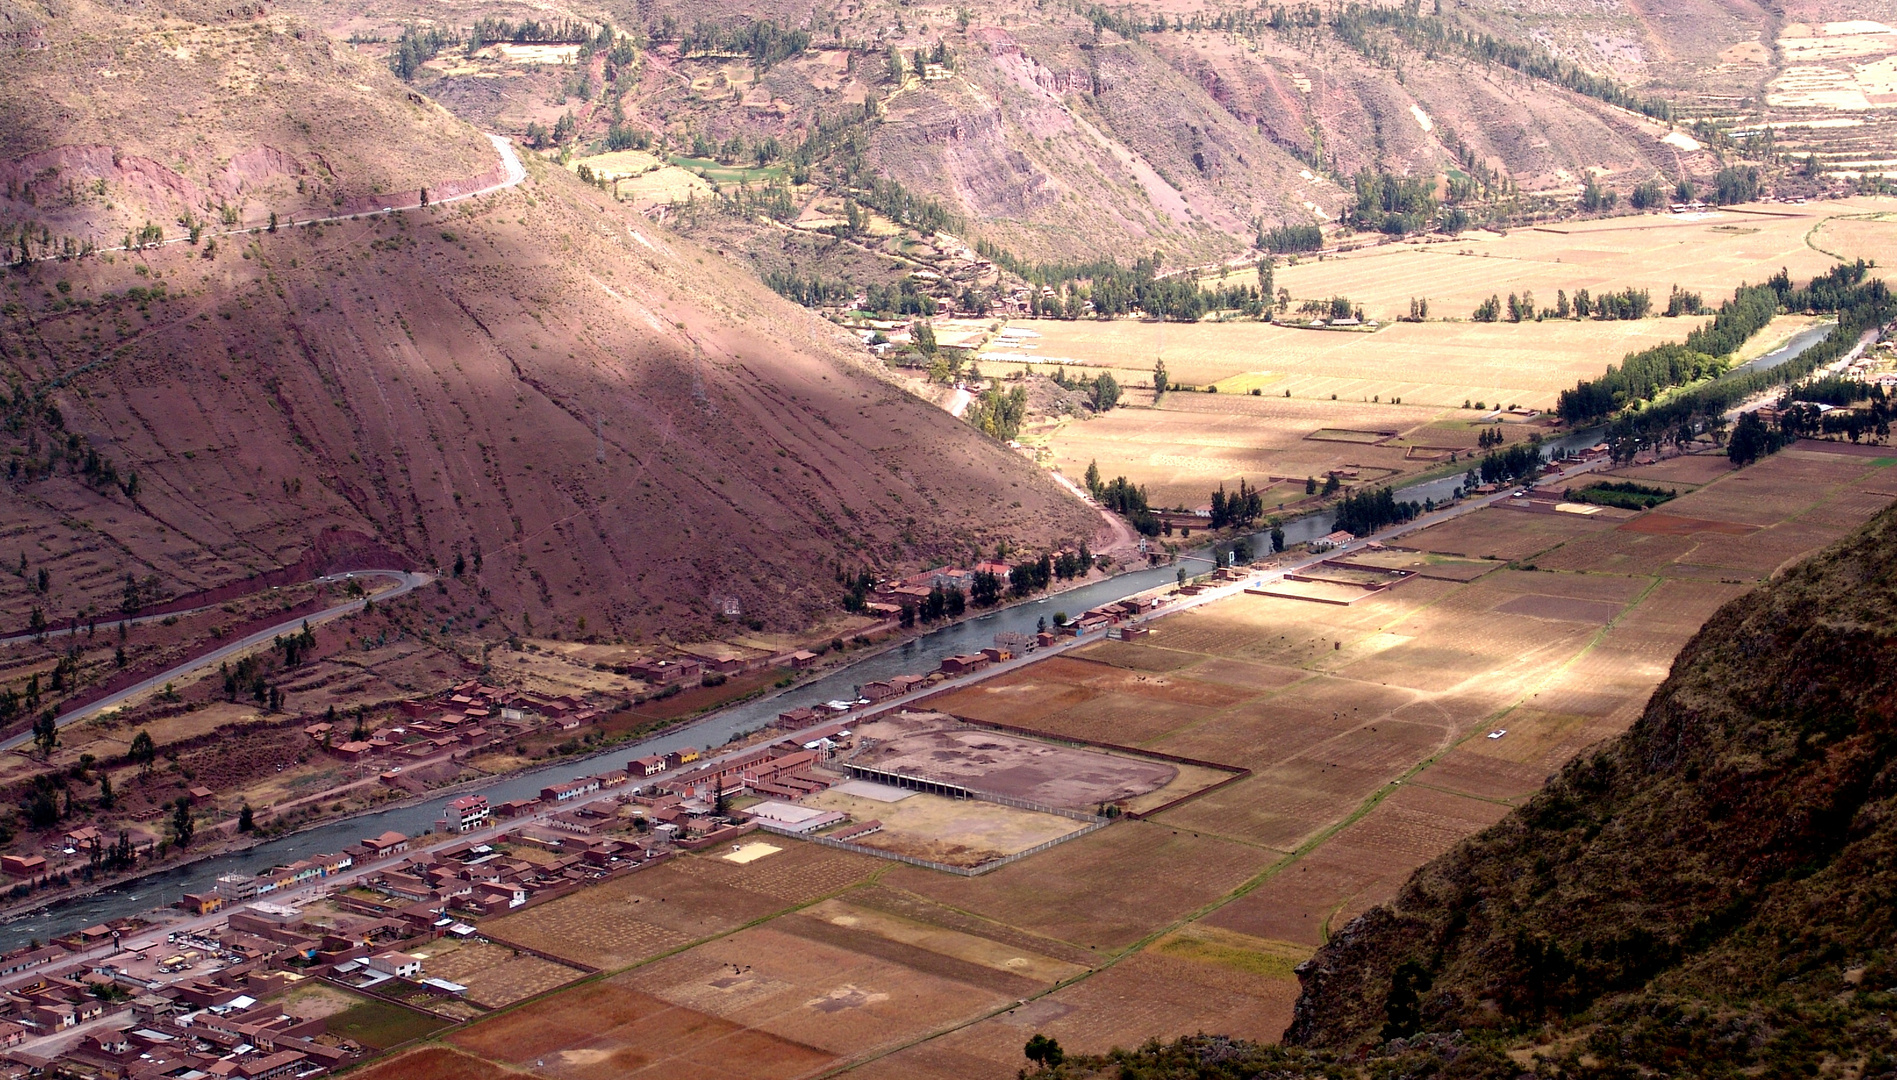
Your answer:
[800,788,1087,867]
[1257,197,1897,320]
[415,940,585,1008]
[983,317,1681,409]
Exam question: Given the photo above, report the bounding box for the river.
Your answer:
[0,420,1636,948]
[1725,320,1835,378]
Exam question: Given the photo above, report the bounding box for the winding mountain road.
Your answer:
[27,133,527,265]
[3,571,432,753]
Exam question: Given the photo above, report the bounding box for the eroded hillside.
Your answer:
[0,0,1102,640]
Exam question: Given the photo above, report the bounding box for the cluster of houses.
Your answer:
[350,826,663,918]
[0,904,446,1078]
[867,561,1017,614]
[304,681,605,772]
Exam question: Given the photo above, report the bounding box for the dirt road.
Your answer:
[1,571,432,752]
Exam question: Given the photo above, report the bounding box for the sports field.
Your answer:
[803,786,1088,866]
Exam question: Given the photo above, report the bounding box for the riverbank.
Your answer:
[0,555,1166,933]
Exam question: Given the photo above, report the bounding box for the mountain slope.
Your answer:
[0,0,1101,639]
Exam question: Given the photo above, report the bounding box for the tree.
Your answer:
[1025,1034,1065,1068]
[1380,960,1435,1041]
[1152,359,1169,397]
[1084,460,1101,496]
[170,797,194,848]
[970,570,1001,607]
[128,729,156,773]
[1271,525,1286,552]
[1728,411,1783,466]
[1473,294,1501,322]
[1090,372,1121,412]
[913,320,937,357]
[32,710,57,756]
[238,804,255,833]
[98,775,113,810]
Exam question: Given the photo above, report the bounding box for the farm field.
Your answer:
[375,444,1897,1080]
[981,316,1682,408]
[989,314,1707,507]
[345,1047,526,1080]
[1251,196,1897,320]
[414,939,587,1008]
[802,787,1088,866]
[478,844,880,970]
[283,986,450,1050]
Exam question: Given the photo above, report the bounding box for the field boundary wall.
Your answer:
[758,817,1111,877]
[470,931,602,974]
[935,712,1252,821]
[839,763,1103,823]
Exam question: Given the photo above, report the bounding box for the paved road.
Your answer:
[0,605,218,648]
[3,571,431,752]
[27,134,526,265]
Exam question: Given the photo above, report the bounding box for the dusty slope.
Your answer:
[0,0,1100,638]
[0,0,490,242]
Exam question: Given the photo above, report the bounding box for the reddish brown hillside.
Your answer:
[0,2,1101,640]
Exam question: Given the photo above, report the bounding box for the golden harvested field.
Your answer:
[1811,213,1897,263]
[994,314,1704,506]
[569,149,664,178]
[611,165,713,207]
[983,316,1682,409]
[1253,196,1897,320]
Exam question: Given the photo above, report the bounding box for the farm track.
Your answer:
[0,570,431,751]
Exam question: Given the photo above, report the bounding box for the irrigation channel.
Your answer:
[0,322,1830,946]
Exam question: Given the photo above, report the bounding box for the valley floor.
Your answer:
[350,439,1897,1080]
